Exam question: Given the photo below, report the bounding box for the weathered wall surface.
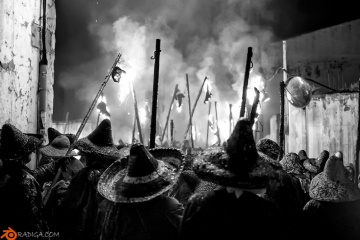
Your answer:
[263,19,360,157]
[0,0,56,134]
[288,92,358,167]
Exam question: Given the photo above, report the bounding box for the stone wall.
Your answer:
[0,0,56,134]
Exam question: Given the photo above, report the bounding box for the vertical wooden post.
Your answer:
[161,84,178,142]
[130,80,143,143]
[206,102,212,148]
[215,101,221,145]
[229,104,233,135]
[356,78,360,185]
[279,81,285,160]
[186,74,194,148]
[183,76,207,141]
[150,39,161,148]
[239,47,253,118]
[170,119,174,147]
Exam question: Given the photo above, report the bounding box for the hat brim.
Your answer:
[309,172,360,202]
[74,138,120,160]
[97,147,184,203]
[40,145,77,158]
[192,146,276,189]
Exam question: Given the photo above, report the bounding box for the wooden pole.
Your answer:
[186,74,194,148]
[250,87,260,125]
[44,53,122,206]
[356,78,360,185]
[132,115,136,143]
[161,84,178,142]
[239,47,253,118]
[64,112,69,133]
[206,101,212,148]
[279,40,287,161]
[150,39,161,148]
[279,81,285,161]
[130,80,143,143]
[184,76,208,141]
[215,101,220,145]
[170,119,174,147]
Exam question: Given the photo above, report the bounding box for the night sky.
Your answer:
[53,0,360,144]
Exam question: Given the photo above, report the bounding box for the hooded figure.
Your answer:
[97,143,185,240]
[303,153,360,239]
[256,138,305,239]
[280,152,311,205]
[302,150,329,180]
[179,118,284,240]
[59,119,121,240]
[0,123,61,235]
[168,147,218,205]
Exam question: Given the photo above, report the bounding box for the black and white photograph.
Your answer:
[1,0,360,239]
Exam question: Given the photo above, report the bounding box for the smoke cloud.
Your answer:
[54,0,358,146]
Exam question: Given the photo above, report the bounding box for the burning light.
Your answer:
[176,105,182,113]
[139,108,147,124]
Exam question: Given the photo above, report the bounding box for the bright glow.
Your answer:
[192,126,196,140]
[177,105,182,113]
[139,108,146,124]
[203,79,212,93]
[106,106,110,113]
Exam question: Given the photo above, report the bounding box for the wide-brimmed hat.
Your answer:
[0,123,43,161]
[303,150,329,174]
[73,119,120,160]
[256,138,280,161]
[47,127,76,145]
[40,135,77,158]
[309,153,360,202]
[97,143,184,203]
[192,118,277,189]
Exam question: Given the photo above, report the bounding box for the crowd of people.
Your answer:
[1,117,360,240]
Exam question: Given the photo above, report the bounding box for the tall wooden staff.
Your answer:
[161,84,178,142]
[279,81,285,161]
[215,101,220,145]
[206,101,212,148]
[356,78,360,185]
[183,76,208,141]
[239,47,253,118]
[186,74,194,148]
[132,115,136,143]
[279,40,287,160]
[150,39,161,148]
[170,119,174,146]
[130,80,143,143]
[250,88,260,125]
[43,53,122,205]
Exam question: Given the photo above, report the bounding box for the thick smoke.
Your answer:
[54,0,359,146]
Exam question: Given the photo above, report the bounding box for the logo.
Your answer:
[1,227,17,240]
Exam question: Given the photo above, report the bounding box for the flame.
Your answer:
[118,78,131,104]
[203,79,212,93]
[247,75,265,105]
[192,126,196,141]
[177,105,182,113]
[139,108,146,124]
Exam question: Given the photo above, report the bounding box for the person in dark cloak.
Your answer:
[256,138,305,239]
[280,152,311,206]
[179,118,285,240]
[59,119,121,240]
[0,123,63,236]
[303,152,360,240]
[97,143,185,240]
